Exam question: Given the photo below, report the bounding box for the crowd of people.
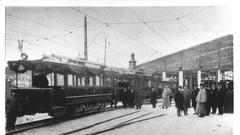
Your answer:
[119,82,233,118]
[120,87,145,109]
[175,82,233,117]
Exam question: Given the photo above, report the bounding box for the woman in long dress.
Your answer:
[162,85,171,109]
[196,84,207,117]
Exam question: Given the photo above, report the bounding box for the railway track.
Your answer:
[60,111,165,135]
[87,113,166,135]
[6,106,123,135]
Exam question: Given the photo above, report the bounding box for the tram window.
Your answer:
[96,75,100,86]
[73,75,76,86]
[68,74,73,86]
[17,71,32,87]
[77,77,81,86]
[57,74,64,86]
[106,77,111,87]
[89,76,93,86]
[81,77,85,86]
[100,77,103,86]
[148,80,152,87]
[47,73,54,86]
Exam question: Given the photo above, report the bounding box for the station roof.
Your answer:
[136,35,233,74]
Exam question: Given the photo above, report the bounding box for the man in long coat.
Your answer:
[175,86,184,117]
[129,88,135,108]
[150,87,157,108]
[122,88,128,108]
[191,85,199,113]
[135,88,144,109]
[162,85,171,109]
[183,86,190,115]
[196,84,207,117]
[209,84,218,114]
[216,83,225,115]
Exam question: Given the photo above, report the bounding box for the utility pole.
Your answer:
[104,38,107,66]
[84,15,88,60]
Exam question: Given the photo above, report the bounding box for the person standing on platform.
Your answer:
[150,87,157,108]
[224,83,233,113]
[175,86,184,117]
[129,88,135,108]
[205,86,211,116]
[135,88,144,109]
[122,88,128,108]
[183,86,191,115]
[126,87,131,107]
[191,85,199,114]
[196,84,207,117]
[216,83,225,115]
[210,84,218,114]
[162,85,171,109]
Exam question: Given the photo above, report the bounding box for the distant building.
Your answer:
[129,53,136,70]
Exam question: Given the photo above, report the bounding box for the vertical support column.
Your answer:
[76,76,78,86]
[54,73,57,86]
[162,71,166,81]
[93,75,96,86]
[85,74,88,86]
[189,73,193,90]
[197,70,201,88]
[217,44,221,83]
[179,68,183,87]
[217,69,221,82]
[64,73,68,86]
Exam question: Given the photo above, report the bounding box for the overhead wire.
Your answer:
[127,7,178,51]
[6,29,79,51]
[87,26,106,49]
[87,7,211,25]
[6,13,82,37]
[165,8,200,42]
[71,7,162,56]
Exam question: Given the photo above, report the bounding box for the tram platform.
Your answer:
[104,104,233,135]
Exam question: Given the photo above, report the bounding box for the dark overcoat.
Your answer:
[216,88,225,106]
[174,90,184,110]
[191,88,199,108]
[150,91,157,104]
[135,90,144,106]
[183,89,191,108]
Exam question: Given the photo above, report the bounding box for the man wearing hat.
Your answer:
[216,83,225,115]
[191,85,199,114]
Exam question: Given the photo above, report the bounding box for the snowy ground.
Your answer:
[14,102,233,135]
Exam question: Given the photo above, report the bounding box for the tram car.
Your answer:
[117,71,163,100]
[6,58,172,128]
[6,59,120,128]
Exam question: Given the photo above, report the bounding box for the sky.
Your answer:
[5,6,232,68]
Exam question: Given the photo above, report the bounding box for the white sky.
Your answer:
[5,6,232,68]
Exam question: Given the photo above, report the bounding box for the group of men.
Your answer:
[119,82,233,117]
[174,86,191,116]
[175,83,231,117]
[120,87,144,109]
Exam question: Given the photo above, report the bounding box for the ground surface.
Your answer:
[15,103,233,135]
